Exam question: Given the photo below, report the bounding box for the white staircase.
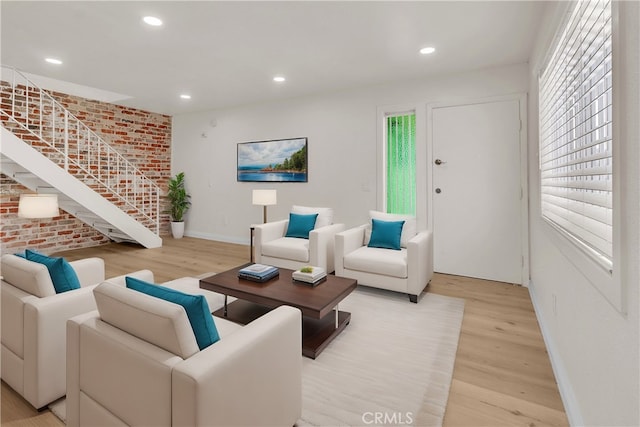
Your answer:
[0,67,162,249]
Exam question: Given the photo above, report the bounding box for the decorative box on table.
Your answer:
[292,266,327,286]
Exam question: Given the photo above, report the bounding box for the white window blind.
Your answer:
[539,0,613,270]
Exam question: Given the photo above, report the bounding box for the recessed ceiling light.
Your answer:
[143,16,163,26]
[180,94,191,100]
[45,57,63,65]
[420,47,436,55]
[273,76,286,83]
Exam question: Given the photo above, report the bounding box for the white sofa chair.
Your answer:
[334,211,434,303]
[254,205,345,272]
[0,253,107,409]
[0,253,182,410]
[67,281,302,427]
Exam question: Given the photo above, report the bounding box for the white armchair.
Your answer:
[67,281,302,426]
[334,211,434,303]
[0,253,105,409]
[254,205,345,272]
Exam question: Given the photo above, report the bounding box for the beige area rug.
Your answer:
[49,287,464,427]
[298,287,464,427]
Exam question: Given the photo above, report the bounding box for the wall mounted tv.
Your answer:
[237,137,308,182]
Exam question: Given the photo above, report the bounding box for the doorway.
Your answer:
[428,97,527,284]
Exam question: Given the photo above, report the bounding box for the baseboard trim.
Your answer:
[183,231,249,245]
[528,280,584,426]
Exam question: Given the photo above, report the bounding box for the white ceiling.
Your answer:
[1,1,546,116]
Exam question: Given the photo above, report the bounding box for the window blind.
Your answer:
[539,0,613,269]
[386,113,416,215]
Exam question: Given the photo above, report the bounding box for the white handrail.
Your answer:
[0,66,161,234]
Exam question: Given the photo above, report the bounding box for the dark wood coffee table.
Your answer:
[200,264,357,359]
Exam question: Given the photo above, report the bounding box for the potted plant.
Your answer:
[166,172,191,239]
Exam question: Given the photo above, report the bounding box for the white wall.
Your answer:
[172,63,528,243]
[527,2,639,426]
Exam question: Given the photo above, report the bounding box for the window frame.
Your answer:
[538,0,624,312]
[376,104,427,230]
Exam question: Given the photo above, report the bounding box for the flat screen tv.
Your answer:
[237,137,308,182]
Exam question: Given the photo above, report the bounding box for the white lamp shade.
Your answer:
[18,194,59,219]
[252,189,277,206]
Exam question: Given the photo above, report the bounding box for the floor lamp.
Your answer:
[250,189,277,262]
[18,193,59,219]
[252,189,277,224]
[18,193,60,247]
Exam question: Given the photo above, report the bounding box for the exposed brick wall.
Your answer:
[55,91,171,185]
[1,87,171,256]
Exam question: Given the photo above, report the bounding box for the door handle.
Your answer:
[435,159,446,165]
[435,188,442,194]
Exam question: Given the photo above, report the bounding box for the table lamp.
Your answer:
[252,189,277,223]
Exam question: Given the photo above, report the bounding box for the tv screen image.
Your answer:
[237,137,308,182]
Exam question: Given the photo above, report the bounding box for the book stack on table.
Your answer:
[292,266,327,286]
[238,264,279,283]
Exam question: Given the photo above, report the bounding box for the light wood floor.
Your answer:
[1,237,568,426]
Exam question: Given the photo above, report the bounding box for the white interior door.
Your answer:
[431,99,523,284]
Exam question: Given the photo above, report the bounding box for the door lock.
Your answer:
[435,159,446,165]
[435,188,442,194]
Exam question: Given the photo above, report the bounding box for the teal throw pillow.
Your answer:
[125,276,220,350]
[367,219,405,250]
[285,212,318,239]
[25,249,81,293]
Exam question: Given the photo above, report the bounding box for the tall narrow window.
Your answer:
[539,0,613,271]
[386,113,416,215]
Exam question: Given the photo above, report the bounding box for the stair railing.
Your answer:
[0,66,160,234]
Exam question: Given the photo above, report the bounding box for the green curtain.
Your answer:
[386,114,416,215]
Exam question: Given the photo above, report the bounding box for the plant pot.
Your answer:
[171,221,185,239]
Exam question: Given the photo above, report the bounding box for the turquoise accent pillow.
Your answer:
[125,276,220,350]
[367,219,405,250]
[25,249,81,293]
[285,212,318,239]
